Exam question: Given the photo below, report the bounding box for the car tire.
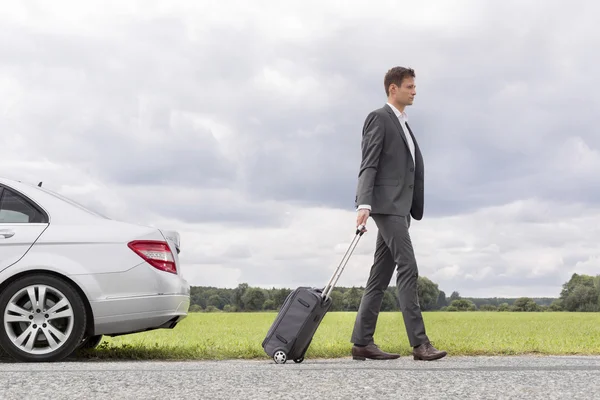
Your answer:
[78,334,103,350]
[0,273,87,362]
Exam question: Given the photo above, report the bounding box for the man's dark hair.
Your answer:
[384,67,415,96]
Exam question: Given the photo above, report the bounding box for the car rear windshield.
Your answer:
[37,186,111,220]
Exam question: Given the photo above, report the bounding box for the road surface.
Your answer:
[1,355,599,399]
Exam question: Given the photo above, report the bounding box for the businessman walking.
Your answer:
[351,66,447,361]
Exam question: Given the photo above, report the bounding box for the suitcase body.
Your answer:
[262,286,332,364]
[262,226,365,364]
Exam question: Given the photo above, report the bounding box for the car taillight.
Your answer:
[127,240,177,274]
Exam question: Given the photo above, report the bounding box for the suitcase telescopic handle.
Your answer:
[322,225,366,300]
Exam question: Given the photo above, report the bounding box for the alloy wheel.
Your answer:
[3,284,75,355]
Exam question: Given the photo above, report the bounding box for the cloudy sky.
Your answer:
[1,0,598,298]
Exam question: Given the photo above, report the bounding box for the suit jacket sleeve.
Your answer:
[356,112,384,207]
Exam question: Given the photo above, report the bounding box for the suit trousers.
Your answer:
[350,213,429,347]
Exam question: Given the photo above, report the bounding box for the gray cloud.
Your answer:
[232,2,599,217]
[114,186,292,227]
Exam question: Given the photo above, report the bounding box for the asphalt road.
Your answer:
[1,355,599,399]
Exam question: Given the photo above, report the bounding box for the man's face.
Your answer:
[390,77,416,106]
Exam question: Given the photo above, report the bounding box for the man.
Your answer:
[351,66,447,361]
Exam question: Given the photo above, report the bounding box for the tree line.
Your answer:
[189,273,598,313]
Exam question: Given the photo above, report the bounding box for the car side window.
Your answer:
[0,189,45,223]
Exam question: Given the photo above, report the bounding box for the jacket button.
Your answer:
[409,185,413,189]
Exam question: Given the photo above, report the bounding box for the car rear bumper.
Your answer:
[91,293,190,336]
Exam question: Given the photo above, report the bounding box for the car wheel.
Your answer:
[0,274,87,362]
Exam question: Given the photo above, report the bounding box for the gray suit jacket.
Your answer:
[355,104,425,220]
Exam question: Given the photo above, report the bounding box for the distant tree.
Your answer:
[272,288,292,309]
[560,273,594,299]
[185,274,574,313]
[381,290,398,311]
[436,290,447,309]
[343,287,363,311]
[479,304,497,311]
[417,277,440,311]
[232,283,249,310]
[560,273,600,311]
[190,287,207,309]
[241,288,266,311]
[512,297,541,312]
[450,291,461,302]
[449,299,476,311]
[263,299,276,310]
[564,285,599,311]
[208,294,225,309]
[329,291,345,311]
[549,299,563,311]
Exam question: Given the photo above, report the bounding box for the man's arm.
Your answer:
[356,112,385,208]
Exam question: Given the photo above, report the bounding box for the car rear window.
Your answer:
[36,187,111,220]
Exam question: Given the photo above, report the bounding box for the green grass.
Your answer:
[76,312,600,360]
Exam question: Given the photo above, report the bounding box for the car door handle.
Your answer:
[0,230,15,239]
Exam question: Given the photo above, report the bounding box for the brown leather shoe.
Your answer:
[352,344,400,360]
[412,342,447,361]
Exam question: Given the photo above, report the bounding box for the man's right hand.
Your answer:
[356,209,370,232]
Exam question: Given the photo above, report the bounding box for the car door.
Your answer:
[0,185,49,272]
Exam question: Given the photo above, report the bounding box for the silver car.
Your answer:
[0,177,190,362]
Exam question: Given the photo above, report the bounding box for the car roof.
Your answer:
[0,176,110,224]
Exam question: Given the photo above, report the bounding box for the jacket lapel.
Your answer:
[383,105,423,169]
[405,122,420,155]
[405,122,423,174]
[385,104,409,149]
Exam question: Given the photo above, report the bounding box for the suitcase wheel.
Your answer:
[273,350,287,364]
[293,356,304,363]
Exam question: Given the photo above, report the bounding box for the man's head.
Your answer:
[384,67,416,109]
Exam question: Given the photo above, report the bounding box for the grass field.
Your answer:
[79,311,600,360]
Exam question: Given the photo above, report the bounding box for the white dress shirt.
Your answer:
[357,103,415,212]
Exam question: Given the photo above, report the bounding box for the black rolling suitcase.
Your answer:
[262,226,365,364]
